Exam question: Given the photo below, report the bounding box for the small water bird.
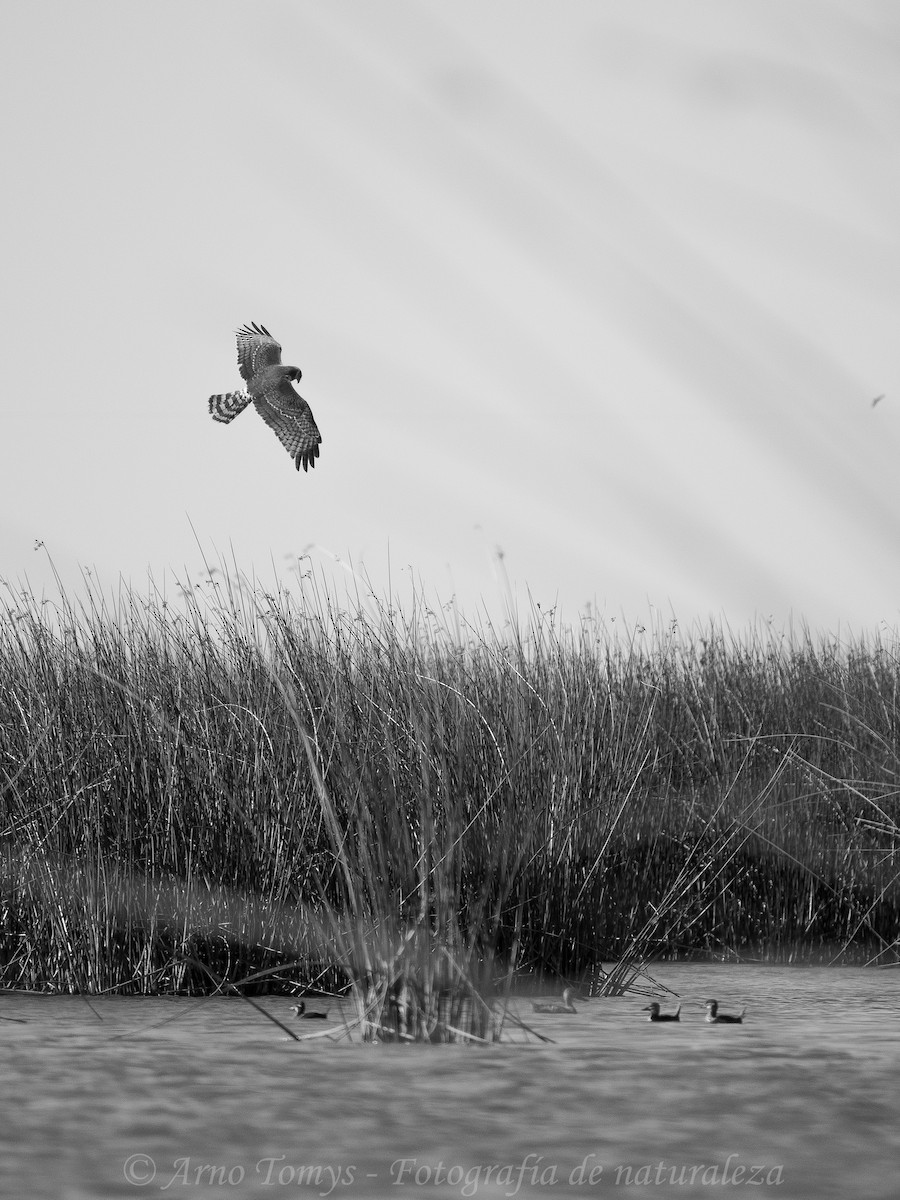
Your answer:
[531,989,577,1014]
[643,1002,681,1022]
[291,1001,329,1020]
[705,999,745,1024]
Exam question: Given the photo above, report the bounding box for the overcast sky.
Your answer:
[2,1,899,637]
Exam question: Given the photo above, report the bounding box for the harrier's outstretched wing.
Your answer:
[252,378,322,472]
[236,322,283,386]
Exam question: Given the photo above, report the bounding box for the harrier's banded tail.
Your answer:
[209,391,252,423]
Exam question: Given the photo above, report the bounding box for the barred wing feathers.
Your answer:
[236,322,283,386]
[253,380,322,472]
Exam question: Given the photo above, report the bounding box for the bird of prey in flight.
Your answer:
[209,323,322,471]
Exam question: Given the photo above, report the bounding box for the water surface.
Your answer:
[2,965,898,1199]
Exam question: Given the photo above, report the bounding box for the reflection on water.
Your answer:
[2,965,898,1199]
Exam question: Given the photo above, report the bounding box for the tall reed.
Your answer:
[1,566,898,1009]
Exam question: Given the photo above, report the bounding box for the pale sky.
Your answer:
[2,1,899,635]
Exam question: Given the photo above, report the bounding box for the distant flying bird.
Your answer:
[209,323,322,471]
[872,394,885,408]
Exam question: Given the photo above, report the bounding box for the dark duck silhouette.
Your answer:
[291,1001,329,1020]
[705,999,745,1024]
[643,1001,681,1022]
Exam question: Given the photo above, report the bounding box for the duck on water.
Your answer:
[705,999,745,1024]
[643,1001,681,1022]
[532,989,577,1014]
[291,1001,329,1020]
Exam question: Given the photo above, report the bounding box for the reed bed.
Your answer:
[1,566,898,1020]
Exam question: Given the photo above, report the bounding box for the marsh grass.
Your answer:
[1,563,899,1029]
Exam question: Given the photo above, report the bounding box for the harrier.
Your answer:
[208,323,322,471]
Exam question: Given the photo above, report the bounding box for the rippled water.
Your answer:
[2,965,898,1199]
